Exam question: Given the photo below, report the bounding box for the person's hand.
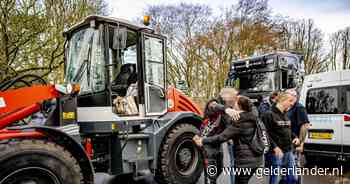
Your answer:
[273,147,283,159]
[193,135,200,141]
[292,138,300,146]
[192,135,203,147]
[295,142,304,153]
[228,139,234,145]
[225,108,240,121]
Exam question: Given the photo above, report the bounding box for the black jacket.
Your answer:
[202,111,263,168]
[261,105,297,152]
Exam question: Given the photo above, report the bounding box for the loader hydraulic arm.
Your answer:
[0,85,59,128]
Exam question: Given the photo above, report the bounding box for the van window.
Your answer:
[306,87,339,114]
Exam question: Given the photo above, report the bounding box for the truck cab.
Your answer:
[225,51,304,102]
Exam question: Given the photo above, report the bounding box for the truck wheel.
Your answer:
[0,139,82,184]
[156,123,203,184]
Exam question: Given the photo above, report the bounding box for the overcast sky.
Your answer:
[108,0,350,37]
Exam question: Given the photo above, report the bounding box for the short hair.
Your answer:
[219,87,239,106]
[276,92,293,103]
[237,95,252,112]
[219,87,239,97]
[285,88,297,98]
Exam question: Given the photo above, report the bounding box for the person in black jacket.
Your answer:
[261,92,300,184]
[199,88,240,184]
[286,89,310,183]
[194,95,263,184]
[200,98,225,184]
[286,89,310,153]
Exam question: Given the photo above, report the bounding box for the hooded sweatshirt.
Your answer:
[261,104,297,152]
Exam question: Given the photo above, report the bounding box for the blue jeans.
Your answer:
[228,143,235,184]
[268,151,297,184]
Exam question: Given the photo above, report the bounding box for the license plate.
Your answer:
[309,132,333,139]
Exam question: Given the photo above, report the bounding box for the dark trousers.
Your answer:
[235,167,257,184]
[204,145,223,184]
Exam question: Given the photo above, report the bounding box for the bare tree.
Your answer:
[144,0,280,99]
[278,18,328,74]
[329,31,342,70]
[144,3,212,96]
[341,28,350,69]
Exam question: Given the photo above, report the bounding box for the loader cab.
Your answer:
[64,15,167,117]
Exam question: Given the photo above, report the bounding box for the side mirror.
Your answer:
[113,27,127,50]
[281,70,288,89]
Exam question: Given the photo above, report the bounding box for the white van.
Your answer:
[300,70,350,161]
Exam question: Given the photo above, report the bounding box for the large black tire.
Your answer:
[0,139,82,184]
[156,123,204,184]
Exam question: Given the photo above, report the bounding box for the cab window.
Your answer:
[65,25,105,94]
[108,26,139,115]
[144,36,166,114]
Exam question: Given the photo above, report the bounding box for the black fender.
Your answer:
[15,125,94,184]
[141,112,203,169]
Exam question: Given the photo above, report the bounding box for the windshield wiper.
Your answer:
[72,36,93,84]
[72,59,88,82]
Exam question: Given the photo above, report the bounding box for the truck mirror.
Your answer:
[282,70,288,89]
[112,27,127,50]
[288,77,296,88]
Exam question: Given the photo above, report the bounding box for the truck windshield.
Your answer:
[65,26,105,94]
[235,71,276,92]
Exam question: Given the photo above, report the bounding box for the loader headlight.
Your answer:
[67,84,73,94]
[167,99,174,109]
[55,84,80,94]
[69,84,80,94]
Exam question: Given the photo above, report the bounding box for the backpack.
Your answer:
[245,118,270,155]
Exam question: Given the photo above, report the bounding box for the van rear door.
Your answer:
[305,86,343,154]
[341,86,350,154]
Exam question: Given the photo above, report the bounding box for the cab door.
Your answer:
[142,33,167,116]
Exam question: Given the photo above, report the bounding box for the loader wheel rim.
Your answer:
[1,167,60,184]
[174,137,199,176]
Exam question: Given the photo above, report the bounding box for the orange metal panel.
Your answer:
[0,85,59,115]
[0,131,44,140]
[166,87,203,116]
[0,103,40,129]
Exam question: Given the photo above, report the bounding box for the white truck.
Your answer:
[299,70,350,162]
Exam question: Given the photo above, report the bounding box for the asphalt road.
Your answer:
[140,143,350,184]
[195,143,350,184]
